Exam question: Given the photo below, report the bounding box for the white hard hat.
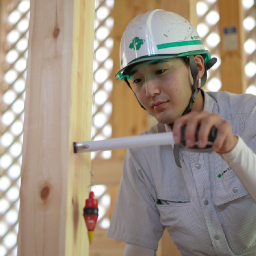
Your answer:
[116,9,213,80]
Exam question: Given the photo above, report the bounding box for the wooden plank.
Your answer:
[17,0,95,255]
[0,0,8,133]
[92,157,123,185]
[218,0,246,94]
[106,185,119,221]
[110,0,154,158]
[159,0,198,26]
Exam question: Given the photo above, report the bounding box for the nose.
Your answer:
[145,78,160,97]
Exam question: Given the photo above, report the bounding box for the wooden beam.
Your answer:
[92,157,123,185]
[158,0,198,26]
[218,0,246,94]
[110,0,153,158]
[0,0,8,138]
[17,0,95,255]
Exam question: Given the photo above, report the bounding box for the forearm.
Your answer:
[221,136,256,202]
[123,244,157,256]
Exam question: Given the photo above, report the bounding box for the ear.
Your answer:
[194,55,205,80]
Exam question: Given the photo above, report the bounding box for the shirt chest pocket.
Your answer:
[155,172,192,223]
[213,166,256,255]
[213,167,249,206]
[155,179,192,227]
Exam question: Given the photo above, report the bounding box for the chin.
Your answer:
[155,115,174,125]
[154,111,181,125]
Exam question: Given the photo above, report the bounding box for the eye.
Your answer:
[155,69,166,75]
[133,78,142,84]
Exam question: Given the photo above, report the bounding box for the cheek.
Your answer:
[134,89,147,105]
[164,73,189,94]
[164,73,192,102]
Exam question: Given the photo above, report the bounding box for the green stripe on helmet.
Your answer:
[157,40,203,50]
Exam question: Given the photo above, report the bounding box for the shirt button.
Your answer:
[214,234,221,240]
[195,163,201,169]
[204,200,208,205]
[233,187,238,193]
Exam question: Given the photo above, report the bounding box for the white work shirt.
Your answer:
[108,91,256,256]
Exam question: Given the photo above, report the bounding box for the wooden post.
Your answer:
[218,0,246,94]
[17,0,95,255]
[110,0,152,158]
[0,0,8,128]
[158,0,198,26]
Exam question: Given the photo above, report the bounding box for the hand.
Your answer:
[172,111,238,154]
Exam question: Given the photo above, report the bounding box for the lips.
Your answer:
[151,101,168,109]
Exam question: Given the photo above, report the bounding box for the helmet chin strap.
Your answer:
[181,55,217,116]
[182,55,199,115]
[174,56,199,168]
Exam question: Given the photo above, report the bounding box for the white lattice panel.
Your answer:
[197,0,222,92]
[92,0,114,160]
[243,0,256,95]
[0,1,29,255]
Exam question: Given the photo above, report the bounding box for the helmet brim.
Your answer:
[115,50,213,80]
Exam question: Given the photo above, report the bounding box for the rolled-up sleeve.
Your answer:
[107,149,164,251]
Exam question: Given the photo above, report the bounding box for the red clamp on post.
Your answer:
[83,191,99,244]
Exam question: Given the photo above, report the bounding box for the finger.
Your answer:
[212,120,231,152]
[197,114,221,148]
[184,111,211,147]
[173,111,198,144]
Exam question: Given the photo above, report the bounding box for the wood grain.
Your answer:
[92,157,123,185]
[18,0,95,255]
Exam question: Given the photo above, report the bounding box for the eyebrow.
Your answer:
[129,59,170,77]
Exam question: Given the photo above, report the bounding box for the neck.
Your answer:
[169,90,205,130]
[192,89,204,112]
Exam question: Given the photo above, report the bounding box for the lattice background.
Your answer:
[0,0,29,255]
[91,0,115,232]
[92,0,114,160]
[1,0,256,256]
[197,0,222,92]
[197,0,256,94]
[243,0,256,94]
